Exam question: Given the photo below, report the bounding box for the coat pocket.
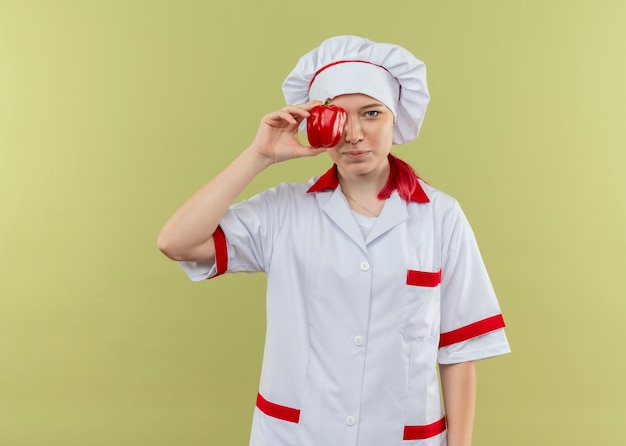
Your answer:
[400,269,442,341]
[406,269,441,288]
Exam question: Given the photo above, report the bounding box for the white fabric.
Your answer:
[309,61,400,118]
[179,175,510,446]
[282,35,430,144]
[350,208,377,237]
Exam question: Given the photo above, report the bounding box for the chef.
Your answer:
[158,35,511,446]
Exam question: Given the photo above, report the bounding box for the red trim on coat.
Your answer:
[256,393,301,424]
[306,165,340,193]
[439,314,506,348]
[212,225,228,277]
[403,416,447,440]
[408,177,430,203]
[306,163,429,203]
[406,269,442,287]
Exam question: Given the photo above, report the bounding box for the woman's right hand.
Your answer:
[247,100,328,165]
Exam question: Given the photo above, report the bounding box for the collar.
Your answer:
[306,164,430,203]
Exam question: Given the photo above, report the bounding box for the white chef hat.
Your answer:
[282,35,430,144]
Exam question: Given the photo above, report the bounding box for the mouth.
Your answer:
[342,150,370,159]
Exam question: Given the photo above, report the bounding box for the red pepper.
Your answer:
[307,98,347,148]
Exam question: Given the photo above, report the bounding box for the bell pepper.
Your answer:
[307,98,347,148]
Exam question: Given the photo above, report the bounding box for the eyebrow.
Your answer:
[360,103,385,110]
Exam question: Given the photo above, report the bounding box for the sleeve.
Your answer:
[437,201,511,364]
[178,186,283,282]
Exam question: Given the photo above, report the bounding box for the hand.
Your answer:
[248,101,327,165]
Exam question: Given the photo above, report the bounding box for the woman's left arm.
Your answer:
[439,361,476,446]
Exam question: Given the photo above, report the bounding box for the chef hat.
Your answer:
[282,35,430,144]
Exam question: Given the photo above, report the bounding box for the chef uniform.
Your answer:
[179,36,511,446]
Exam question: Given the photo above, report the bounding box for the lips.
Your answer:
[342,150,370,159]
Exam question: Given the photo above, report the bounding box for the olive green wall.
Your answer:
[1,0,625,444]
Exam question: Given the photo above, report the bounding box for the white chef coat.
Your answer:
[180,166,511,446]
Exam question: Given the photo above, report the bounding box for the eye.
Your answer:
[364,110,379,118]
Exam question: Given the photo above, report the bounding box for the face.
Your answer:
[326,93,394,181]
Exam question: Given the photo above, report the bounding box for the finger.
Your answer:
[304,99,324,109]
[280,104,312,120]
[264,110,300,126]
[282,99,324,115]
[295,144,330,158]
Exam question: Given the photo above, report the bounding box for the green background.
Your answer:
[1,0,625,444]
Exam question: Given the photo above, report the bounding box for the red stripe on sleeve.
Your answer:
[439,314,506,348]
[212,225,228,277]
[403,416,447,440]
[256,393,301,424]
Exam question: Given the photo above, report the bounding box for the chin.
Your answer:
[343,162,377,176]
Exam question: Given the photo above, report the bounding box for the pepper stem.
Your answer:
[324,97,332,107]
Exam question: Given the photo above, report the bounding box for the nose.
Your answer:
[344,116,364,144]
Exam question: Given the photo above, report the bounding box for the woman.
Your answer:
[158,36,510,446]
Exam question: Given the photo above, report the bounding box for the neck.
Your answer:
[337,163,389,217]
